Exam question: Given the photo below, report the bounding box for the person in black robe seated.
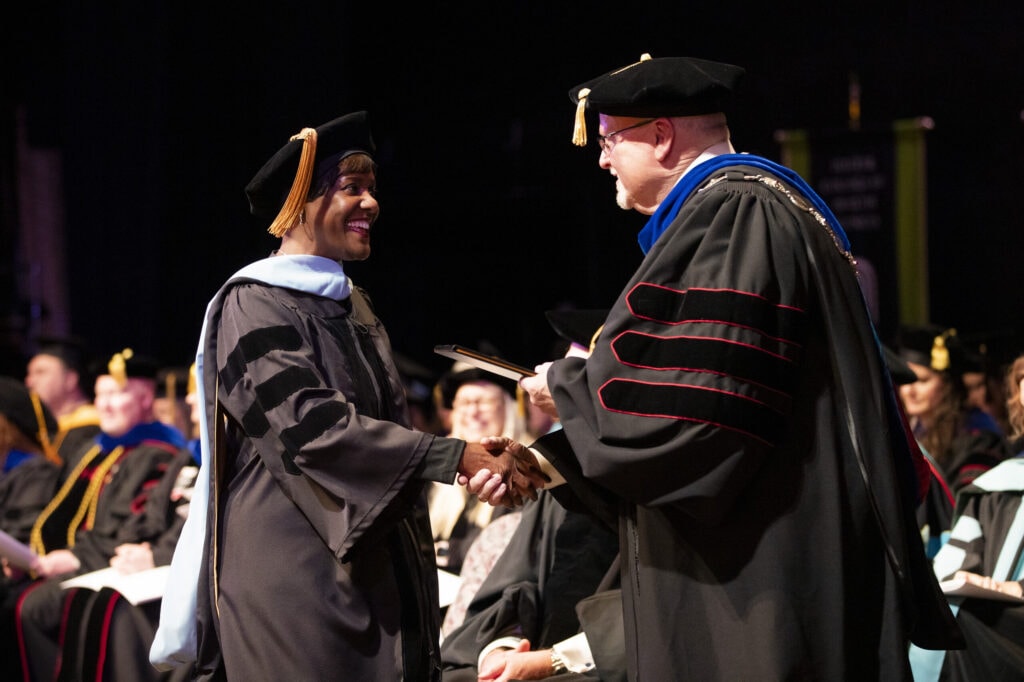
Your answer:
[442,308,625,681]
[1,349,189,681]
[0,376,61,544]
[24,335,102,472]
[897,325,1009,495]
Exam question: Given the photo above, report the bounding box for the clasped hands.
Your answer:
[456,362,558,508]
[458,436,548,508]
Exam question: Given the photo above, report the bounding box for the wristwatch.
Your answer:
[550,649,568,674]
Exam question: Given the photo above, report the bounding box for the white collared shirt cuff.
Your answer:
[552,632,596,674]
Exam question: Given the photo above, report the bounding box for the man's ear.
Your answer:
[652,118,674,161]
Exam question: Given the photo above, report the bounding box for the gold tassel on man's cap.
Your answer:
[267,127,318,237]
[109,348,133,388]
[572,88,591,147]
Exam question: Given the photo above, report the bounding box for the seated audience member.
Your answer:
[441,490,621,682]
[152,365,193,442]
[961,334,1012,437]
[910,454,1024,681]
[909,354,1024,680]
[440,316,601,637]
[429,362,526,574]
[442,309,623,681]
[883,346,956,557]
[0,348,188,681]
[1005,354,1024,457]
[897,325,1009,494]
[440,506,526,639]
[24,336,101,470]
[53,442,195,682]
[181,363,202,468]
[0,377,60,543]
[394,352,445,436]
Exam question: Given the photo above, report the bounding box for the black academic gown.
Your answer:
[534,163,962,681]
[925,461,1024,680]
[441,490,620,681]
[7,431,184,682]
[194,280,456,681]
[52,447,194,682]
[0,455,61,544]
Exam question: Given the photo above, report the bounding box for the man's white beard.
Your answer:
[615,180,633,210]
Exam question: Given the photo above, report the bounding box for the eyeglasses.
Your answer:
[597,118,657,154]
[452,396,503,411]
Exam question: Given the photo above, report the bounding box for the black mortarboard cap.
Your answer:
[0,376,58,448]
[104,348,161,387]
[882,345,918,386]
[435,341,517,408]
[568,53,745,146]
[245,111,375,233]
[32,335,91,376]
[896,325,968,375]
[393,353,437,406]
[156,366,191,401]
[544,309,608,352]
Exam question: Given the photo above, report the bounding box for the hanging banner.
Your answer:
[776,119,932,342]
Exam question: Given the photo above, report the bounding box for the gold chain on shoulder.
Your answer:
[699,172,857,268]
[76,446,126,538]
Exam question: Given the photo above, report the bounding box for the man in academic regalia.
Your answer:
[2,348,188,681]
[502,54,964,680]
[24,336,101,471]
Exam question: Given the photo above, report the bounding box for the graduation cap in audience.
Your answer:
[881,345,918,386]
[895,325,969,375]
[958,329,1022,376]
[435,341,518,409]
[104,348,161,387]
[32,335,91,376]
[568,53,746,146]
[544,308,609,356]
[393,352,438,408]
[0,376,58,455]
[156,366,192,401]
[245,110,376,236]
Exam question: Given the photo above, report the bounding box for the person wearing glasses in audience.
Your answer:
[430,364,525,576]
[480,54,965,680]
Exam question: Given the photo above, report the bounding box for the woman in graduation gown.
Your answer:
[150,112,543,681]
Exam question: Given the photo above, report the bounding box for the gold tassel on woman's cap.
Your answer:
[267,127,318,237]
[164,372,178,402]
[930,329,955,372]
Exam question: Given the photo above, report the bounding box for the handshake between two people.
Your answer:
[457,436,549,509]
[455,361,560,508]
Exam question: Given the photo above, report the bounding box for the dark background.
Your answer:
[3,2,1022,382]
